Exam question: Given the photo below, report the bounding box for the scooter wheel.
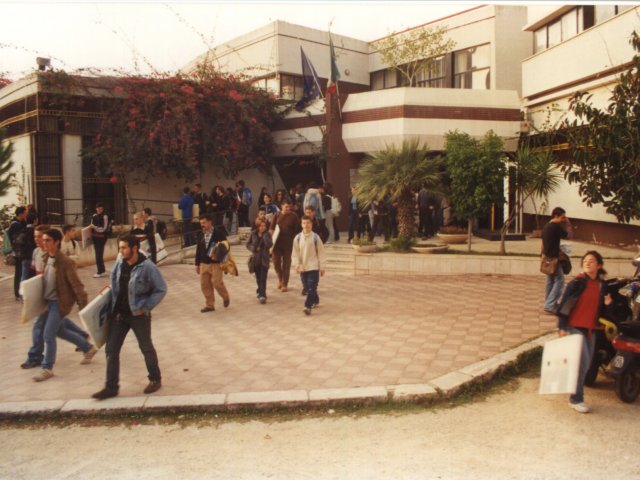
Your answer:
[615,369,640,403]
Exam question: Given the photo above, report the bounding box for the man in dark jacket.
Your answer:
[195,215,231,312]
[542,206,573,313]
[8,206,27,300]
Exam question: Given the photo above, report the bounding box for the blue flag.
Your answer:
[295,47,322,111]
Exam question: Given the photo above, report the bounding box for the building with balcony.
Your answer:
[522,5,640,245]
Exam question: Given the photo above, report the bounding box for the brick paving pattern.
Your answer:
[0,260,556,402]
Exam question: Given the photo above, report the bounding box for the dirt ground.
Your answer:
[1,374,639,480]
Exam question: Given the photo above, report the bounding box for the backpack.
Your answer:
[307,193,319,211]
[331,196,342,216]
[2,229,12,255]
[104,217,114,238]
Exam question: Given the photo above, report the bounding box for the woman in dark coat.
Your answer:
[246,218,273,304]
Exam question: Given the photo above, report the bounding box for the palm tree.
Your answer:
[355,139,445,240]
[499,146,562,254]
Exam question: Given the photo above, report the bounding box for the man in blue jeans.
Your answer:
[542,207,572,313]
[292,215,326,315]
[31,229,98,382]
[92,234,167,399]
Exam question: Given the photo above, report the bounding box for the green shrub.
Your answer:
[388,236,416,252]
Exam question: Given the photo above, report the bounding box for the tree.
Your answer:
[0,128,15,197]
[39,65,282,184]
[372,25,456,87]
[444,130,506,252]
[499,147,562,254]
[355,139,445,240]
[561,31,640,222]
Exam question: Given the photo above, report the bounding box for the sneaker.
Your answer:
[259,296,267,304]
[32,369,54,382]
[93,272,106,278]
[200,306,215,313]
[20,360,42,369]
[303,307,311,315]
[569,402,591,414]
[143,380,162,394]
[80,345,98,365]
[92,387,119,400]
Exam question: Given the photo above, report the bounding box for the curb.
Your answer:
[0,332,555,419]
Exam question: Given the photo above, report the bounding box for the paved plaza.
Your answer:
[0,252,557,404]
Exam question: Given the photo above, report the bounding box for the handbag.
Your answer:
[540,254,559,275]
[558,251,572,274]
[247,254,255,274]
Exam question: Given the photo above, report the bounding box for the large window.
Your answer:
[371,69,399,90]
[417,56,447,88]
[534,5,632,53]
[453,44,490,90]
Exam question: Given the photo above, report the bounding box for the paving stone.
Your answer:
[309,386,388,404]
[0,400,64,416]
[61,396,146,413]
[429,371,474,396]
[227,390,308,408]
[390,384,438,403]
[144,394,225,409]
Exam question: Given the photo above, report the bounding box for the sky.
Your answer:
[0,1,479,80]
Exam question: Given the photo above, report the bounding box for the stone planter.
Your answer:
[411,243,450,254]
[352,244,377,253]
[436,233,469,244]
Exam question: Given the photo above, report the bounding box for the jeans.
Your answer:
[254,265,268,298]
[568,327,595,404]
[20,258,33,283]
[105,312,161,391]
[301,270,320,309]
[27,315,89,364]
[544,266,565,311]
[348,211,358,242]
[93,236,107,274]
[14,259,22,299]
[41,300,92,370]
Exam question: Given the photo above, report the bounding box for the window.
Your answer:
[370,69,398,90]
[417,56,447,88]
[453,44,490,90]
[279,74,303,101]
[534,5,633,53]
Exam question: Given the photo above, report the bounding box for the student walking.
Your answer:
[271,200,299,292]
[92,234,167,399]
[292,215,326,315]
[246,218,273,304]
[90,202,110,278]
[195,215,231,312]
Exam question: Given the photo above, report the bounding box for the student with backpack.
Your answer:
[61,224,80,264]
[292,215,327,316]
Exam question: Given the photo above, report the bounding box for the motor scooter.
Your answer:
[610,321,640,403]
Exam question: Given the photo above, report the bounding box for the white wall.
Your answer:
[0,134,32,208]
[62,135,83,225]
[493,6,532,95]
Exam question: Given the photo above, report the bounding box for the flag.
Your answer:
[327,36,341,95]
[295,47,322,111]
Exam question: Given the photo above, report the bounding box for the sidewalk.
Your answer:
[0,235,633,416]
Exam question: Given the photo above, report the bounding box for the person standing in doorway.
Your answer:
[292,215,326,316]
[92,234,167,399]
[542,207,573,313]
[90,202,110,278]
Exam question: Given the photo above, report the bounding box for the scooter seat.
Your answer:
[619,321,640,337]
